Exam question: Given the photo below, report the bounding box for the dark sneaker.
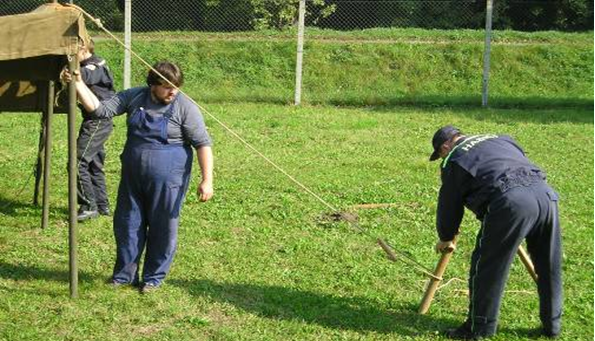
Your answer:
[445,322,490,340]
[108,278,139,288]
[140,282,159,294]
[108,280,124,288]
[77,210,99,221]
[98,207,111,216]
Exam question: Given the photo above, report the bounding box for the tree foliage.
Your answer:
[123,0,594,32]
[112,0,335,32]
[0,0,591,32]
[316,0,593,31]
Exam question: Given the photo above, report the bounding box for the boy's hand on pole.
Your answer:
[60,68,72,83]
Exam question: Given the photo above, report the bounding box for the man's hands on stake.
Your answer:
[435,239,456,253]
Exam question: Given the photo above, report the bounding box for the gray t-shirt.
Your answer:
[93,86,211,148]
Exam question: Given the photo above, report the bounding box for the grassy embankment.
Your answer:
[94,28,593,107]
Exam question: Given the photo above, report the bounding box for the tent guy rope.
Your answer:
[65,3,440,281]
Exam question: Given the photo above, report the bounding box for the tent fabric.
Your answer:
[0,3,89,61]
[0,55,66,81]
[0,3,89,112]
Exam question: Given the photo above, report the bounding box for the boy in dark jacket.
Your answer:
[75,40,116,221]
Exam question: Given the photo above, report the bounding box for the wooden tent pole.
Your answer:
[41,80,54,230]
[68,57,78,298]
[33,113,46,206]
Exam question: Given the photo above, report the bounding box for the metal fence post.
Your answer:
[482,0,494,107]
[124,0,132,89]
[294,0,306,106]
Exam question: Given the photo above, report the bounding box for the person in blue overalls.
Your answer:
[429,125,562,340]
[75,40,116,221]
[65,61,214,294]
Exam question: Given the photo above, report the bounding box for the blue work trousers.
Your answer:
[112,143,192,285]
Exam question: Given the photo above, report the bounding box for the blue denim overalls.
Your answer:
[112,90,193,286]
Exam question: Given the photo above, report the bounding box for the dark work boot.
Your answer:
[445,321,492,340]
[527,327,560,339]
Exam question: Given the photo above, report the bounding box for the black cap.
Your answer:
[429,125,460,161]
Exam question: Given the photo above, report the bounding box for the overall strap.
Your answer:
[163,94,179,120]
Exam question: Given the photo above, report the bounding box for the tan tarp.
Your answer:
[0,3,89,112]
[0,3,89,61]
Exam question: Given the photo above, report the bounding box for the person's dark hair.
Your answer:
[146,61,184,87]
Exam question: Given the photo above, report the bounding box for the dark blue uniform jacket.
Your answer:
[437,134,545,241]
[80,54,115,117]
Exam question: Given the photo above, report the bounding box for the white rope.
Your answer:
[66,3,439,279]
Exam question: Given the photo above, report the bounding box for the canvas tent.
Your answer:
[0,2,90,298]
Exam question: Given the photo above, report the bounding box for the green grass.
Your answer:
[94,29,593,108]
[0,27,593,340]
[95,27,594,45]
[0,103,592,340]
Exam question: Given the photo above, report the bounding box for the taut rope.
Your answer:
[66,3,440,280]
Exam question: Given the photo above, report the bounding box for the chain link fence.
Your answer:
[1,1,592,105]
[316,1,484,30]
[2,1,592,32]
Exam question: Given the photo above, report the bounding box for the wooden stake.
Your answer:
[517,245,538,283]
[418,244,455,314]
[418,242,538,314]
[377,238,397,261]
[352,203,399,209]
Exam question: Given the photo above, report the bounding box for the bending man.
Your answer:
[430,125,562,340]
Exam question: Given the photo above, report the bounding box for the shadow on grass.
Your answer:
[497,326,555,340]
[0,194,69,218]
[171,278,457,335]
[199,93,593,124]
[368,96,594,125]
[327,95,594,113]
[0,195,39,216]
[0,261,95,283]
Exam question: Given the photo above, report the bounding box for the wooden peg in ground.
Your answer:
[351,203,399,209]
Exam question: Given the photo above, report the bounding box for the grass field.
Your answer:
[0,28,593,340]
[0,103,592,340]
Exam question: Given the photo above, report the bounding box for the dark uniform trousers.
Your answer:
[77,54,116,213]
[77,117,113,211]
[468,181,562,336]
